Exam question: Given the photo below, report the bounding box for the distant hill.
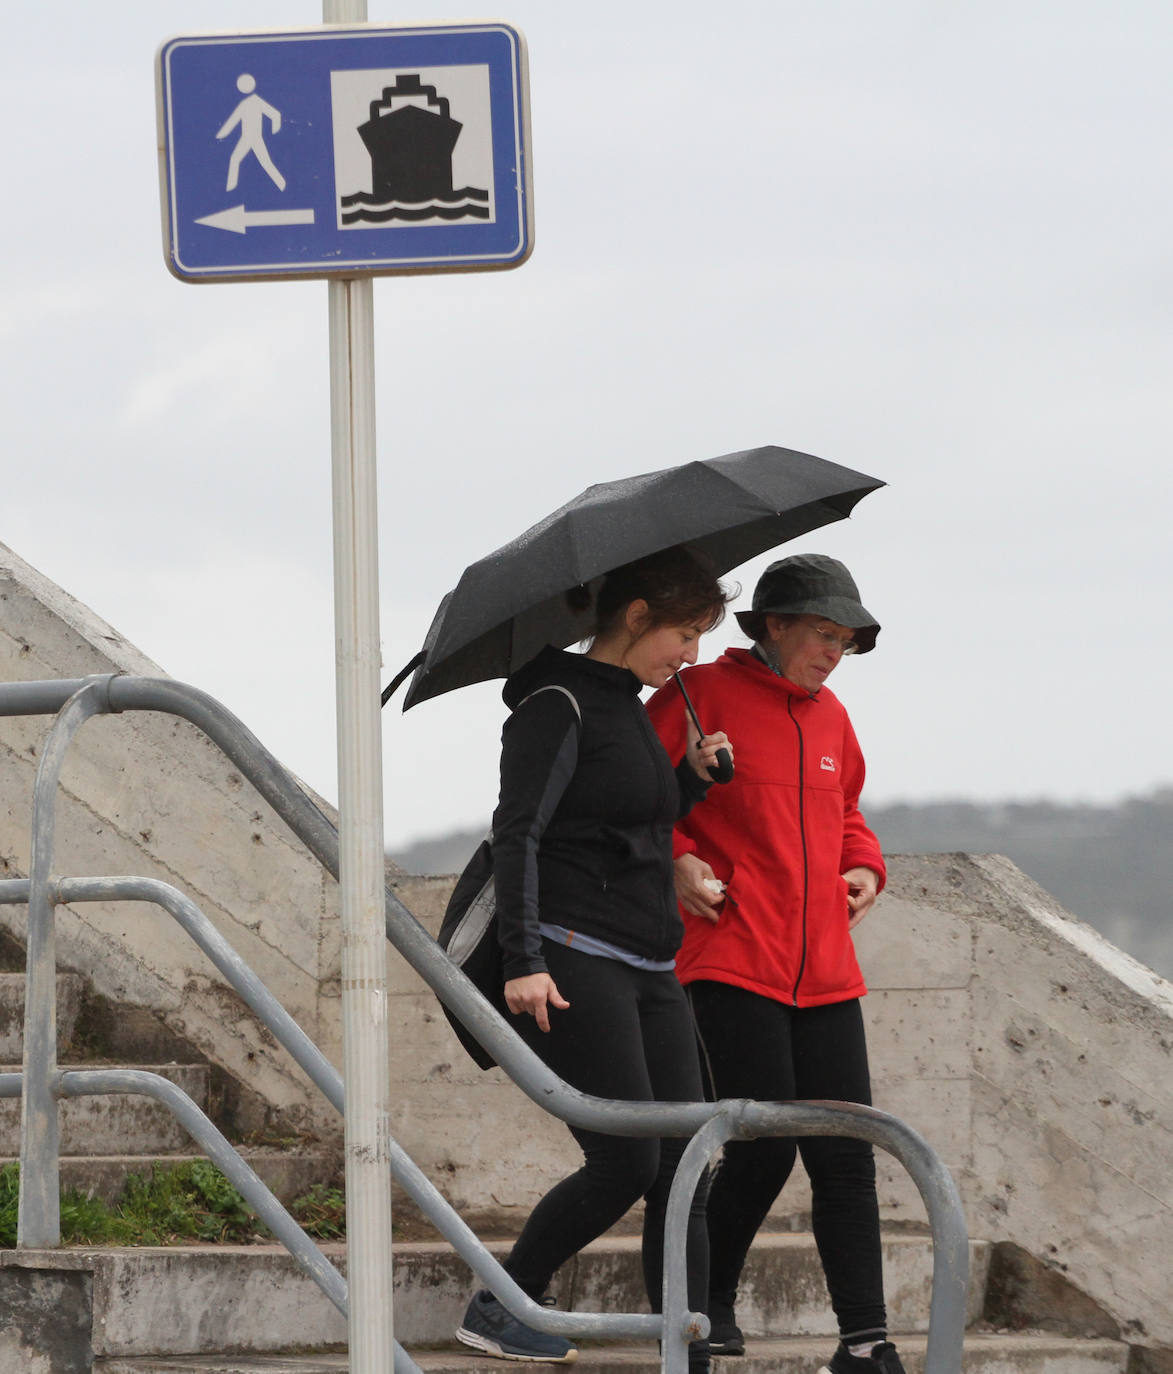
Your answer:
[390,825,486,880]
[389,790,1173,982]
[866,791,1173,981]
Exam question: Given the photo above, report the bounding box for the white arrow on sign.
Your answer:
[195,205,316,235]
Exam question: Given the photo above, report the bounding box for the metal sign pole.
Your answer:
[324,5,394,1371]
[328,273,393,1370]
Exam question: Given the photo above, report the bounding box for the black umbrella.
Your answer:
[387,444,884,711]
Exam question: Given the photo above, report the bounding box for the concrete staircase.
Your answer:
[0,931,337,1210]
[1,1229,1131,1373]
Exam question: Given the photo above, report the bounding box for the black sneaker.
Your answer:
[820,1340,906,1374]
[707,1302,745,1357]
[456,1289,577,1363]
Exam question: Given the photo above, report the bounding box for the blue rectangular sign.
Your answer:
[156,23,533,282]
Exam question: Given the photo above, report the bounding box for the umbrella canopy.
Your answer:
[396,444,884,710]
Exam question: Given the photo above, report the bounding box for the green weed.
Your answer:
[289,1182,347,1240]
[0,1160,346,1247]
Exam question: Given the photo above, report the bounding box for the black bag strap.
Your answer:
[517,682,582,725]
[436,681,582,1069]
[481,684,582,845]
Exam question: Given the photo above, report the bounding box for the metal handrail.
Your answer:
[0,676,970,1372]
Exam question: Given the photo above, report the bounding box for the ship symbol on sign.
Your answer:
[339,74,491,225]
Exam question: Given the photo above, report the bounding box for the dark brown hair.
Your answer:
[568,545,730,641]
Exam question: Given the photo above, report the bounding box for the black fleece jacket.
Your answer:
[492,646,711,981]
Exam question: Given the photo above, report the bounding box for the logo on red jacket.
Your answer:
[820,755,837,772]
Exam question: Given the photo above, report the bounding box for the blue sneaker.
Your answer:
[456,1289,577,1363]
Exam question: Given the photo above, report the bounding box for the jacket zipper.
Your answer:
[788,694,809,1005]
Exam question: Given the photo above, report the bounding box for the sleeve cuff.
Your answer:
[676,756,710,804]
[502,956,549,982]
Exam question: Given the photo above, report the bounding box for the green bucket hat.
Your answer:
[734,553,881,653]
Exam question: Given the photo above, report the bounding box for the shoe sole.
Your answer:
[456,1325,578,1363]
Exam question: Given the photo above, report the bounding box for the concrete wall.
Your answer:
[0,541,343,1139]
[390,855,1173,1353]
[873,853,1172,1352]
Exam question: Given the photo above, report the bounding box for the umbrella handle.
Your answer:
[381,650,426,707]
[673,674,734,784]
[708,746,735,783]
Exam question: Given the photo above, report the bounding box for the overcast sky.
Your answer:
[3,1,1170,849]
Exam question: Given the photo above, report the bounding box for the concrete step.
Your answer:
[92,1332,1132,1374]
[0,1244,349,1360]
[0,1062,209,1154]
[563,1233,992,1343]
[0,970,84,1057]
[0,1233,989,1360]
[0,1149,336,1206]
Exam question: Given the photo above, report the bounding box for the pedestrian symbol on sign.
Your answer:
[216,74,287,192]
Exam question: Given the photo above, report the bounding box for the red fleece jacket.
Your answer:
[645,647,886,1008]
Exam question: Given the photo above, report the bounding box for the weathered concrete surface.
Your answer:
[0,541,343,1142]
[0,971,82,1058]
[0,1063,208,1155]
[91,1334,1134,1374]
[0,1246,348,1358]
[408,1334,1133,1374]
[863,854,1173,1354]
[2,1232,983,1356]
[984,1243,1121,1340]
[388,1231,989,1346]
[564,1232,990,1343]
[0,1262,91,1373]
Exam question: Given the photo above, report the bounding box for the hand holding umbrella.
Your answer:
[675,672,734,783]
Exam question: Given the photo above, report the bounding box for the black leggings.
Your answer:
[688,982,886,1345]
[504,940,709,1326]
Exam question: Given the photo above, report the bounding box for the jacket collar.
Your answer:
[503,644,641,707]
[719,645,822,701]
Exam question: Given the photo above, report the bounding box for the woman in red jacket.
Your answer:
[645,554,904,1374]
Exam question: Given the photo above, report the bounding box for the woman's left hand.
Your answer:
[686,729,733,781]
[843,866,879,928]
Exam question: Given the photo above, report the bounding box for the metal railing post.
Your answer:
[659,1111,728,1374]
[17,676,116,1247]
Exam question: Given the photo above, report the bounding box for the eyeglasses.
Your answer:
[806,624,858,655]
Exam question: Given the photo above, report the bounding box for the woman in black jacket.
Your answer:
[456,546,732,1370]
